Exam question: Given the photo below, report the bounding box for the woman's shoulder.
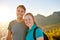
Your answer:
[36,27,43,33]
[36,27,44,37]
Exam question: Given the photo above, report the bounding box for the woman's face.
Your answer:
[16,7,25,18]
[24,15,34,27]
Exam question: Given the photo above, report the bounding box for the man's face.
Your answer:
[16,7,25,18]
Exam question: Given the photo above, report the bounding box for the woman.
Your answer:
[24,13,44,40]
[7,5,28,40]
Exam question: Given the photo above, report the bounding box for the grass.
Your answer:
[44,23,60,40]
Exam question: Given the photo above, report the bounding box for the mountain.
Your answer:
[46,11,60,25]
[34,14,46,26]
[34,11,60,26]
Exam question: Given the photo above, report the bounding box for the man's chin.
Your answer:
[17,16,23,18]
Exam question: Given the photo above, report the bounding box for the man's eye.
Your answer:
[17,10,20,12]
[21,11,24,13]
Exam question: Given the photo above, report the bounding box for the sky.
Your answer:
[0,0,60,23]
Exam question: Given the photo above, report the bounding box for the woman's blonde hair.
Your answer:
[25,13,36,24]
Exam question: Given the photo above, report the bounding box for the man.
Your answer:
[7,5,28,40]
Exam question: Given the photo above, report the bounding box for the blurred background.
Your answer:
[0,0,60,40]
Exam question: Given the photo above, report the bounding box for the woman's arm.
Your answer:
[36,28,44,40]
[37,37,44,40]
[7,30,12,40]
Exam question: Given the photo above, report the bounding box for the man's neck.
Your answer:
[16,18,24,23]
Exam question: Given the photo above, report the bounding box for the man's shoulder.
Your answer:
[10,20,16,23]
[9,20,16,26]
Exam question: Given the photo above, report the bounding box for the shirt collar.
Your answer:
[28,24,36,32]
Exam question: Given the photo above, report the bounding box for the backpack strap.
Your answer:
[33,27,49,40]
[44,33,49,40]
[33,27,38,40]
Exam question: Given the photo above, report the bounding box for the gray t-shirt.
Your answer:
[8,20,28,40]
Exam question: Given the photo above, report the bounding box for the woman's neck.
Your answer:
[29,23,34,29]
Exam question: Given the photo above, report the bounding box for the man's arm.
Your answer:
[7,30,12,40]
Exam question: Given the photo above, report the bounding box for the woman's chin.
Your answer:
[26,24,29,27]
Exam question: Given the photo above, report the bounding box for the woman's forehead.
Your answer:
[25,15,32,17]
[24,15,33,19]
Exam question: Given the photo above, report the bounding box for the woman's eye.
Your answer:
[25,19,27,21]
[29,19,31,21]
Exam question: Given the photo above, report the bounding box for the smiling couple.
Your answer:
[7,5,44,40]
